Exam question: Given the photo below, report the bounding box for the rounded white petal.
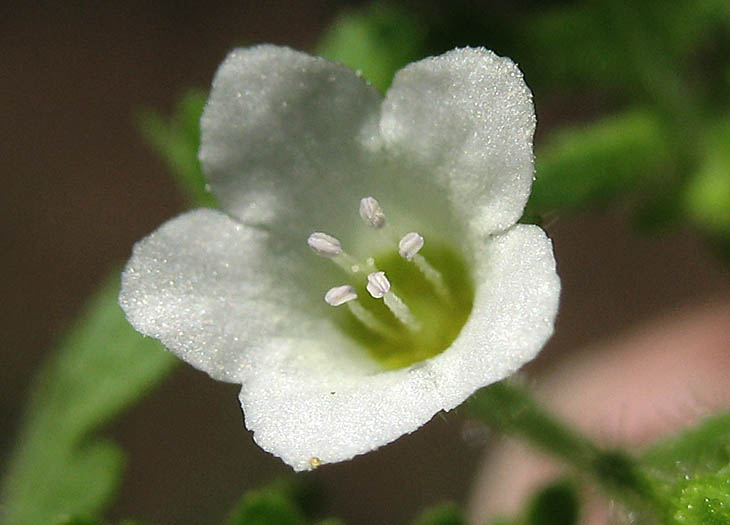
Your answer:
[238,224,559,470]
[199,45,383,243]
[119,208,365,382]
[380,47,536,236]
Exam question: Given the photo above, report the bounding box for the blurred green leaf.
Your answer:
[526,110,671,216]
[227,488,307,525]
[413,502,465,525]
[0,275,177,524]
[226,478,343,525]
[521,0,722,95]
[522,5,627,91]
[526,480,579,525]
[316,2,428,92]
[137,90,216,208]
[684,117,730,235]
[56,517,106,525]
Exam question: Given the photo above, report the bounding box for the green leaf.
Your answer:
[526,110,672,216]
[413,502,465,525]
[315,2,428,92]
[0,274,177,524]
[137,90,216,208]
[643,412,730,482]
[526,480,579,525]
[642,412,730,523]
[672,470,730,524]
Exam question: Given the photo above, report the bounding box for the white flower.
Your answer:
[119,45,560,471]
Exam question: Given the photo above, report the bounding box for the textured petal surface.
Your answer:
[239,224,559,470]
[119,208,370,382]
[199,45,384,244]
[380,48,536,236]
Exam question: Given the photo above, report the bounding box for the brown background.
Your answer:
[2,2,728,523]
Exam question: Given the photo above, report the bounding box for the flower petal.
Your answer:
[238,224,559,470]
[380,47,536,236]
[199,45,382,239]
[119,208,365,383]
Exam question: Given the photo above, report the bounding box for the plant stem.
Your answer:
[468,381,668,521]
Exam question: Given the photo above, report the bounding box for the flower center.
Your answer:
[308,197,473,370]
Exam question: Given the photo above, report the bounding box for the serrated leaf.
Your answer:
[0,274,177,524]
[643,412,730,482]
[672,470,730,524]
[641,412,730,524]
[315,2,428,93]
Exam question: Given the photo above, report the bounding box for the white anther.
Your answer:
[324,285,357,306]
[307,232,342,258]
[366,271,391,298]
[359,196,386,229]
[398,232,424,260]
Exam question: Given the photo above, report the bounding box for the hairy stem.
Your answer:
[468,381,669,521]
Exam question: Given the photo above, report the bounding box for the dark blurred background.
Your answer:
[2,2,728,524]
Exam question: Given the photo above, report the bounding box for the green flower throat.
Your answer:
[308,197,474,370]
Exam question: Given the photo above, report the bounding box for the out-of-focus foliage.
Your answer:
[316,3,427,93]
[412,502,465,525]
[0,92,211,524]
[226,480,342,525]
[525,481,579,525]
[137,90,216,208]
[487,480,580,525]
[227,489,307,525]
[526,110,670,214]
[684,118,730,234]
[0,277,176,525]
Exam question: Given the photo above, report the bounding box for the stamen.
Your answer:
[366,271,390,298]
[324,284,357,306]
[325,284,396,339]
[366,272,422,331]
[307,232,342,257]
[413,254,451,303]
[347,302,398,340]
[398,232,451,302]
[359,196,386,229]
[307,232,362,275]
[398,232,424,260]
